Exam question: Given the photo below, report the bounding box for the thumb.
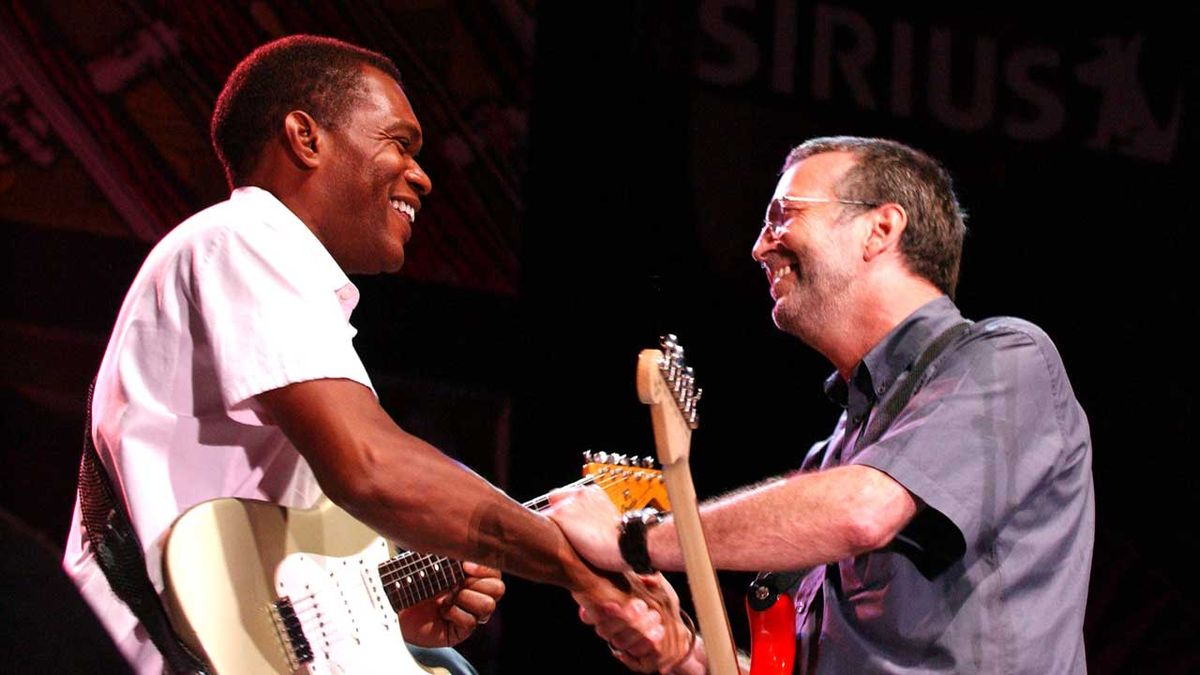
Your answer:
[546,487,580,510]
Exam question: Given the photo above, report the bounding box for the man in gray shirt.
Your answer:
[549,136,1094,674]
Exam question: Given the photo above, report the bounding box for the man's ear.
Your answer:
[282,111,321,168]
[863,203,908,261]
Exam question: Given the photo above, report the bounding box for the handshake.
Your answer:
[546,478,706,675]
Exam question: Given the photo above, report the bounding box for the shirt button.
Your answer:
[795,600,805,613]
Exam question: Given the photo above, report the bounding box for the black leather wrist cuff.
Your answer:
[618,508,661,574]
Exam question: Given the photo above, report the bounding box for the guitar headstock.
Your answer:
[637,334,702,465]
[582,450,671,512]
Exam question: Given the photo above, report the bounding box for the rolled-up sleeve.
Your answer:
[853,321,1067,564]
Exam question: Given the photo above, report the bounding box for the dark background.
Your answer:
[1,2,1195,673]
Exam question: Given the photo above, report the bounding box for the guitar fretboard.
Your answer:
[378,474,598,612]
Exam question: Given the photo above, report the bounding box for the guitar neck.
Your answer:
[637,340,740,675]
[661,460,741,675]
[379,475,598,612]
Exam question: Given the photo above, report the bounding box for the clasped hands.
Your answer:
[395,486,699,672]
[549,486,700,674]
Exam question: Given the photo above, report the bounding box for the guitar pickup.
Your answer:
[271,596,314,667]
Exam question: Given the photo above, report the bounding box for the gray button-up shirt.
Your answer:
[794,297,1094,674]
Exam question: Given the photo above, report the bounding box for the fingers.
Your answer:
[580,595,669,666]
[576,579,693,674]
[607,645,657,674]
[435,561,505,630]
[591,599,664,655]
[442,583,503,626]
[637,572,681,606]
[460,560,503,581]
[437,599,479,634]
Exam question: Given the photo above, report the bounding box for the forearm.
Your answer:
[647,465,916,572]
[334,425,597,591]
[260,379,602,594]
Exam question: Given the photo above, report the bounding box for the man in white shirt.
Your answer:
[64,35,687,674]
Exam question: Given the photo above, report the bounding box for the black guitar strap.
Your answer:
[77,380,211,674]
[751,319,973,671]
[855,320,973,455]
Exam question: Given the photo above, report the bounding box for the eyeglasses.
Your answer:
[762,195,880,238]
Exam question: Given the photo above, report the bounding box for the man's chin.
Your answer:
[771,306,791,333]
[379,240,407,273]
[771,300,808,337]
[381,255,406,274]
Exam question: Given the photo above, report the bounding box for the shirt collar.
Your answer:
[824,296,964,420]
[231,186,361,320]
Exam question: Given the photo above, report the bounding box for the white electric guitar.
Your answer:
[161,454,670,674]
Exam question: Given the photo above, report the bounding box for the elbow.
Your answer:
[839,468,915,553]
[314,438,430,535]
[843,511,900,553]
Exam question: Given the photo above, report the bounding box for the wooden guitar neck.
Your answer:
[638,335,740,675]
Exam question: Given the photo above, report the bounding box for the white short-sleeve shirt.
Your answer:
[63,187,373,672]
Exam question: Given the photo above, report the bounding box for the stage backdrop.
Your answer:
[1,2,1194,673]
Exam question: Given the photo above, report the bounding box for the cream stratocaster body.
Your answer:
[163,496,443,674]
[161,458,669,674]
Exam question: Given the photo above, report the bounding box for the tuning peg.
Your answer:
[595,451,609,464]
[582,450,593,463]
[688,387,703,427]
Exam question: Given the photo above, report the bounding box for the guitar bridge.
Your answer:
[270,596,314,668]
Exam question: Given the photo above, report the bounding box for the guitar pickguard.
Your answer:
[273,539,423,674]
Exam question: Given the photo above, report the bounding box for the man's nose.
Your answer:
[406,161,432,196]
[751,225,776,263]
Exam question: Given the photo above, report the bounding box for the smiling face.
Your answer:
[752,151,868,344]
[315,66,432,274]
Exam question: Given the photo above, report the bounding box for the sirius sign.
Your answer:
[695,1,1184,163]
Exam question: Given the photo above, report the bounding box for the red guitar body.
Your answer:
[746,575,797,675]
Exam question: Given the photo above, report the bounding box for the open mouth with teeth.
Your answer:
[389,198,416,222]
[762,260,802,301]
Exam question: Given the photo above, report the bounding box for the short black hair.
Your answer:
[786,136,967,298]
[210,35,403,188]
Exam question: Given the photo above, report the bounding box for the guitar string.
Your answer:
[276,469,666,614]
[379,468,667,605]
[374,474,606,606]
[284,587,355,652]
[379,474,596,581]
[377,470,661,590]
